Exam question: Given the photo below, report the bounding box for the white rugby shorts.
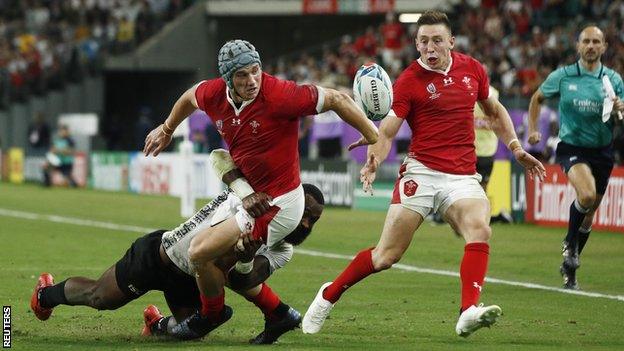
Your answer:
[391,157,487,218]
[228,184,304,247]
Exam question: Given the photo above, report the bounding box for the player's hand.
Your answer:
[360,153,379,195]
[143,124,172,157]
[527,131,541,145]
[242,192,272,218]
[513,148,546,181]
[234,232,262,262]
[348,135,374,151]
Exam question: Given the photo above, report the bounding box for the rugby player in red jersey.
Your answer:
[303,10,546,338]
[143,40,378,336]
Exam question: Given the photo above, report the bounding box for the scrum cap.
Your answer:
[217,40,261,89]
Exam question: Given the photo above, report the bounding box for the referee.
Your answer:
[528,25,624,289]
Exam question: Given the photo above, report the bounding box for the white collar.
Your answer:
[417,54,453,75]
[226,86,256,116]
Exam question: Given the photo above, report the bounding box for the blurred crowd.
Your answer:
[264,0,624,98]
[0,0,192,107]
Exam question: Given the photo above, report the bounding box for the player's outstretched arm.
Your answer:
[357,113,403,194]
[478,97,546,181]
[209,149,271,218]
[143,82,202,157]
[527,89,546,145]
[321,87,379,146]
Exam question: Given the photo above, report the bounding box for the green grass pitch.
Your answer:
[1,183,623,350]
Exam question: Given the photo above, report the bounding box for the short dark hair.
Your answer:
[303,183,325,205]
[416,10,452,35]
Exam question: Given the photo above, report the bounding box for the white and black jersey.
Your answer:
[161,190,294,276]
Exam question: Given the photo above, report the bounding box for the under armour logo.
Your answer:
[443,77,454,86]
[473,282,482,292]
[232,118,241,126]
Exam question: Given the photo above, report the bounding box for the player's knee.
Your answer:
[188,236,204,264]
[467,222,491,242]
[577,193,596,209]
[372,249,402,271]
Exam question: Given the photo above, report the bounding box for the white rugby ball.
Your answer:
[353,63,393,121]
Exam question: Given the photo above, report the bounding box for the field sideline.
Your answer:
[1,183,623,350]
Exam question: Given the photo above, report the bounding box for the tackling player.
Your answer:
[142,39,378,333]
[303,10,545,338]
[31,170,325,344]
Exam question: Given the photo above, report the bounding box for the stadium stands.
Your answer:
[0,0,193,108]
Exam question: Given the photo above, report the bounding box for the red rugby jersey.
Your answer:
[195,73,321,197]
[392,51,490,175]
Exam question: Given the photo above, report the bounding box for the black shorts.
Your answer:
[555,141,614,195]
[115,230,200,309]
[476,156,495,184]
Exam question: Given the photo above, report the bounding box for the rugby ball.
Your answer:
[353,63,393,121]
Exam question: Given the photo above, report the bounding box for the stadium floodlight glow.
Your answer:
[399,13,422,23]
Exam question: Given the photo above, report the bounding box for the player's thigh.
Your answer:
[189,216,241,262]
[567,163,597,199]
[375,204,424,257]
[444,198,491,243]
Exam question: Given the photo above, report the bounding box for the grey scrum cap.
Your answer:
[217,40,261,89]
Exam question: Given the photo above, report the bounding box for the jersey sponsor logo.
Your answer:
[568,84,577,91]
[161,190,231,250]
[403,179,418,197]
[426,83,441,100]
[231,118,241,126]
[443,77,454,86]
[572,98,601,114]
[250,120,260,134]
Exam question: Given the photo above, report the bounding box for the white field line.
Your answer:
[2,207,623,302]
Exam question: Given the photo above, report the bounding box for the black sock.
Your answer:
[271,302,290,319]
[152,316,171,336]
[564,200,588,249]
[578,228,591,255]
[40,280,68,308]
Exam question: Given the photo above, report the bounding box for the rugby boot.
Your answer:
[560,264,579,290]
[250,307,302,344]
[562,241,580,270]
[30,273,55,321]
[170,305,233,340]
[455,304,502,337]
[141,304,164,336]
[302,282,334,334]
[561,241,580,290]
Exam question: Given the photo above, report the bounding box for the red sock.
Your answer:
[246,283,281,320]
[460,242,489,311]
[200,291,224,321]
[322,248,376,303]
